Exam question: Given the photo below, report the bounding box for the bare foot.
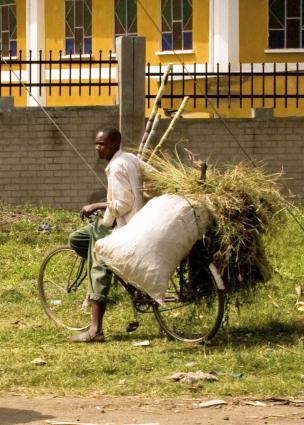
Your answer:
[69,330,105,343]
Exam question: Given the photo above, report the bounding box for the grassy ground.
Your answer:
[0,202,303,398]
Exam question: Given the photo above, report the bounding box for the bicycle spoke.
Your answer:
[38,246,91,331]
[153,262,225,342]
[43,278,69,294]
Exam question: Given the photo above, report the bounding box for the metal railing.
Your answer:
[1,53,304,110]
[0,50,118,97]
[145,62,304,109]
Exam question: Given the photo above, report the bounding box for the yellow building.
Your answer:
[2,0,304,116]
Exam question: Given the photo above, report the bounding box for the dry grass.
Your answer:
[143,153,287,293]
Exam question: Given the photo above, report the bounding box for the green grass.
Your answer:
[0,202,303,398]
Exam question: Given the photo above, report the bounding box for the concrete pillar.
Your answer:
[116,36,146,148]
[209,0,239,71]
[26,0,46,106]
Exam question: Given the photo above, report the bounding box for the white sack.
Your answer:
[94,194,209,303]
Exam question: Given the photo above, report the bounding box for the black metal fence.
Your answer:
[0,50,118,97]
[146,62,304,109]
[1,53,304,110]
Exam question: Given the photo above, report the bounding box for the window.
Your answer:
[65,0,92,55]
[115,0,137,37]
[0,0,17,56]
[269,0,304,48]
[161,0,192,51]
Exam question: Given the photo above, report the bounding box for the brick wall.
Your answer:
[154,117,304,201]
[0,108,303,209]
[0,106,119,209]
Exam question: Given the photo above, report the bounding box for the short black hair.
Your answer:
[97,127,121,145]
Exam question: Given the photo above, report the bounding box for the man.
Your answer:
[69,127,144,342]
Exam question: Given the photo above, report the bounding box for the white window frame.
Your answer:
[161,0,193,52]
[64,0,92,56]
[114,0,137,38]
[269,0,304,49]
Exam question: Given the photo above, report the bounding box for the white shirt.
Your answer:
[102,150,144,228]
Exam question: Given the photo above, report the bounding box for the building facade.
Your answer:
[2,0,304,117]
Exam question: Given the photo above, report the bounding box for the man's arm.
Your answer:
[102,166,135,227]
[80,202,108,219]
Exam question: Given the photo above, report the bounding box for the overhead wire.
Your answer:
[136,0,254,163]
[0,6,303,230]
[136,0,304,232]
[0,53,107,190]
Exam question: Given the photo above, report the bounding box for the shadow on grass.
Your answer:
[161,319,304,354]
[0,408,53,425]
[100,319,304,348]
[217,319,304,346]
[32,316,304,349]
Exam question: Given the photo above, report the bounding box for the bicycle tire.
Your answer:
[153,262,226,343]
[38,245,91,331]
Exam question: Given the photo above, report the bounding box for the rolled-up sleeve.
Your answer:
[102,165,135,227]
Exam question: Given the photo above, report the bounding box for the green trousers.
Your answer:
[69,219,112,303]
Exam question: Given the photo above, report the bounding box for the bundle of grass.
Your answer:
[143,153,286,294]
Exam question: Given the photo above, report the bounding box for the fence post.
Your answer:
[116,36,146,148]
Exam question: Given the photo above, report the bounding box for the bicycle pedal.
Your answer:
[126,321,139,332]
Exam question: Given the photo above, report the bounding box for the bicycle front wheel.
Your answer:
[38,246,91,331]
[153,262,225,343]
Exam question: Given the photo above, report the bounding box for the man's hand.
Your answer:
[80,202,107,219]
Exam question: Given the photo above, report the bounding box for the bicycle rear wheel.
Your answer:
[38,246,91,331]
[153,262,225,343]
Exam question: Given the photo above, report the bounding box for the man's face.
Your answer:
[95,131,116,160]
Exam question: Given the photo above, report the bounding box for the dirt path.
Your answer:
[0,395,303,425]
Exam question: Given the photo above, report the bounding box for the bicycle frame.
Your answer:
[38,245,226,341]
[118,279,156,312]
[66,256,87,293]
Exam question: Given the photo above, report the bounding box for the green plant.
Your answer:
[0,202,303,398]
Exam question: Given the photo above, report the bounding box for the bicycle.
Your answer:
[38,225,226,343]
